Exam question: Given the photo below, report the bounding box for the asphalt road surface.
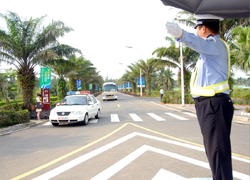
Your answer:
[0,92,249,180]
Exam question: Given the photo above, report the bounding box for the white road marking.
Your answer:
[92,145,249,180]
[150,102,181,112]
[182,112,197,118]
[129,113,143,121]
[32,132,250,180]
[111,114,120,122]
[147,113,166,121]
[32,133,136,180]
[165,113,189,120]
[152,169,186,180]
[89,119,98,123]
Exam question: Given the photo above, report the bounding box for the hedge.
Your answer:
[0,109,30,128]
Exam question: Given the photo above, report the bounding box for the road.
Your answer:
[0,92,249,180]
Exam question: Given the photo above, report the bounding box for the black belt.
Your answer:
[194,93,228,103]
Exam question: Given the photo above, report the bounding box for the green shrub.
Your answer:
[231,88,250,105]
[244,94,250,104]
[161,96,167,103]
[0,102,24,111]
[0,109,30,128]
[0,101,6,106]
[50,96,58,101]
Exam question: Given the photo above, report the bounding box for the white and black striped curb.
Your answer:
[241,112,250,116]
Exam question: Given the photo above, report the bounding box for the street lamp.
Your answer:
[126,46,143,97]
[179,42,185,106]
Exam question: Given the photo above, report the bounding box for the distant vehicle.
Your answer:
[49,91,101,126]
[102,82,118,101]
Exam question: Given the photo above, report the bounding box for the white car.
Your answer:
[49,93,101,126]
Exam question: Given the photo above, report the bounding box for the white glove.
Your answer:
[165,21,183,38]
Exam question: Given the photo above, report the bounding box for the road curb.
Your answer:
[0,120,48,136]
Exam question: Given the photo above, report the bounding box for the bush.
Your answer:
[0,102,24,111]
[50,96,58,101]
[0,110,30,128]
[244,94,250,104]
[231,88,250,105]
[161,96,167,103]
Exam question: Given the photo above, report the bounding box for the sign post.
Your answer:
[89,83,93,90]
[40,67,51,111]
[76,80,82,90]
[137,76,145,97]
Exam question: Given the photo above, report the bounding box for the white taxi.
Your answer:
[49,91,101,126]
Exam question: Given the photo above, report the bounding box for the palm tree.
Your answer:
[152,37,198,93]
[81,68,103,93]
[136,58,159,95]
[230,26,250,72]
[0,11,80,109]
[156,69,175,90]
[67,55,96,91]
[126,63,141,94]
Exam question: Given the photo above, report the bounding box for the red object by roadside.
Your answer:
[41,89,50,110]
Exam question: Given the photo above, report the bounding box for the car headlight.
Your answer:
[71,111,83,115]
[50,111,57,115]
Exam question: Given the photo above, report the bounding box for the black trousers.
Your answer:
[194,94,234,180]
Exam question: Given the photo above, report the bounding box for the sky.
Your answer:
[0,0,249,80]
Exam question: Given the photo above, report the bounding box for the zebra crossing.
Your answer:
[44,112,197,125]
[109,112,196,123]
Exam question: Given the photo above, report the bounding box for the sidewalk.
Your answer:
[0,119,48,136]
[162,103,250,124]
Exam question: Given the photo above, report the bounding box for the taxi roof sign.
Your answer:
[67,91,90,95]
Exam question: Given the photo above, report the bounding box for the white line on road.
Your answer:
[152,169,186,180]
[182,112,197,118]
[147,113,166,121]
[92,145,249,180]
[32,133,137,180]
[129,113,143,121]
[165,113,189,120]
[111,114,120,122]
[32,132,250,180]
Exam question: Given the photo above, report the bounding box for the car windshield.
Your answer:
[61,96,87,105]
[103,85,116,92]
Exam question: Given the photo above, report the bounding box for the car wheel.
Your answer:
[95,109,100,119]
[52,123,59,126]
[83,114,89,125]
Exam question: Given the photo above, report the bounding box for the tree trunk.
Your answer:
[17,67,35,110]
[57,78,67,100]
[146,76,151,95]
[132,82,136,94]
[69,78,77,91]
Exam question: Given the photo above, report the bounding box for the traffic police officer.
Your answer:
[165,15,234,180]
